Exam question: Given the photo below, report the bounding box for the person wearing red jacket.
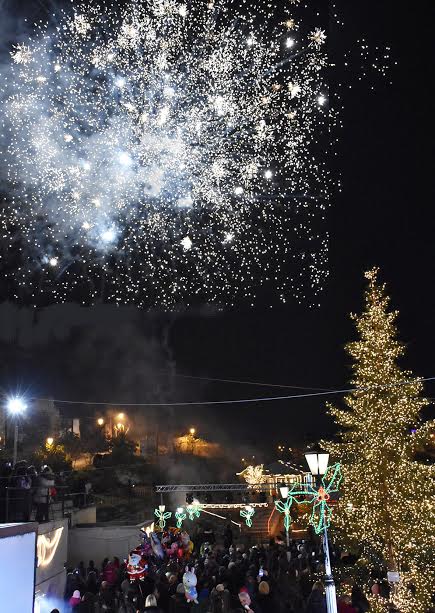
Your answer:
[337,595,358,613]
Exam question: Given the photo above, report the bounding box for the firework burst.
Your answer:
[1,0,330,308]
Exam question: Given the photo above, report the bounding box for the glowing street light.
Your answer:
[7,397,26,415]
[97,418,104,426]
[304,448,337,613]
[46,437,54,447]
[6,396,27,465]
[117,413,125,420]
[189,427,196,436]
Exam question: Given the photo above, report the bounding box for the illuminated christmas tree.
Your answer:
[325,268,435,612]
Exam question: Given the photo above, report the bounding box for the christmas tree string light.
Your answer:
[323,268,435,613]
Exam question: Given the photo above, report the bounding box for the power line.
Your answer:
[165,371,331,391]
[35,376,435,408]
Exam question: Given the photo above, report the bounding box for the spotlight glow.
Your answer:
[7,396,27,415]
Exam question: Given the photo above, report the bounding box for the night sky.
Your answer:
[0,1,434,455]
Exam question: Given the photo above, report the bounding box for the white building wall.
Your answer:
[68,522,152,567]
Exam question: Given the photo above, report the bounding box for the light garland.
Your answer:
[323,268,435,613]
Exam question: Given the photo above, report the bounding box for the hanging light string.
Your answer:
[31,376,435,407]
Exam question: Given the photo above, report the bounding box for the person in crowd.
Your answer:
[171,583,190,612]
[338,594,358,613]
[237,590,262,613]
[73,591,96,612]
[256,580,277,613]
[35,465,55,522]
[144,593,161,612]
[87,559,96,577]
[102,559,119,586]
[11,462,32,521]
[305,581,327,613]
[209,583,231,613]
[223,524,233,550]
[351,585,370,612]
[69,589,82,608]
[98,580,118,612]
[85,570,98,595]
[77,560,86,580]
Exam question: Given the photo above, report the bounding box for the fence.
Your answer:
[0,485,94,523]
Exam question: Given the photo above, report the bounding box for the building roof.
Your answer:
[263,460,307,476]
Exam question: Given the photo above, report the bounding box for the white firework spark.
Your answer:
[1,0,330,308]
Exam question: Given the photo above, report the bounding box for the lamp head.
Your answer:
[305,447,329,476]
[279,484,289,499]
[7,396,27,415]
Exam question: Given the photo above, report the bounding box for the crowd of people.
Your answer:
[0,460,93,522]
[0,460,56,522]
[55,527,378,613]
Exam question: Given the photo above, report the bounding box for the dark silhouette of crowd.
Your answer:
[0,460,93,522]
[0,459,57,522]
[60,530,372,613]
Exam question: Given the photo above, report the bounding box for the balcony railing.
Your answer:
[0,485,94,524]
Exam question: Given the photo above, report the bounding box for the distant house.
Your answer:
[238,459,312,495]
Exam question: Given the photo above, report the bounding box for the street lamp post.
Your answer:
[278,483,291,547]
[305,449,338,613]
[7,396,27,466]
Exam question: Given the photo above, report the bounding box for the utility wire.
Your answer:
[162,371,332,392]
[35,376,435,408]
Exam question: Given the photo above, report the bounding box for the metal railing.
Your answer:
[0,485,94,523]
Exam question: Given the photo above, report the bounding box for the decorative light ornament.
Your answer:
[154,505,172,530]
[240,505,255,527]
[274,497,292,534]
[274,463,342,536]
[175,507,187,529]
[186,501,202,520]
